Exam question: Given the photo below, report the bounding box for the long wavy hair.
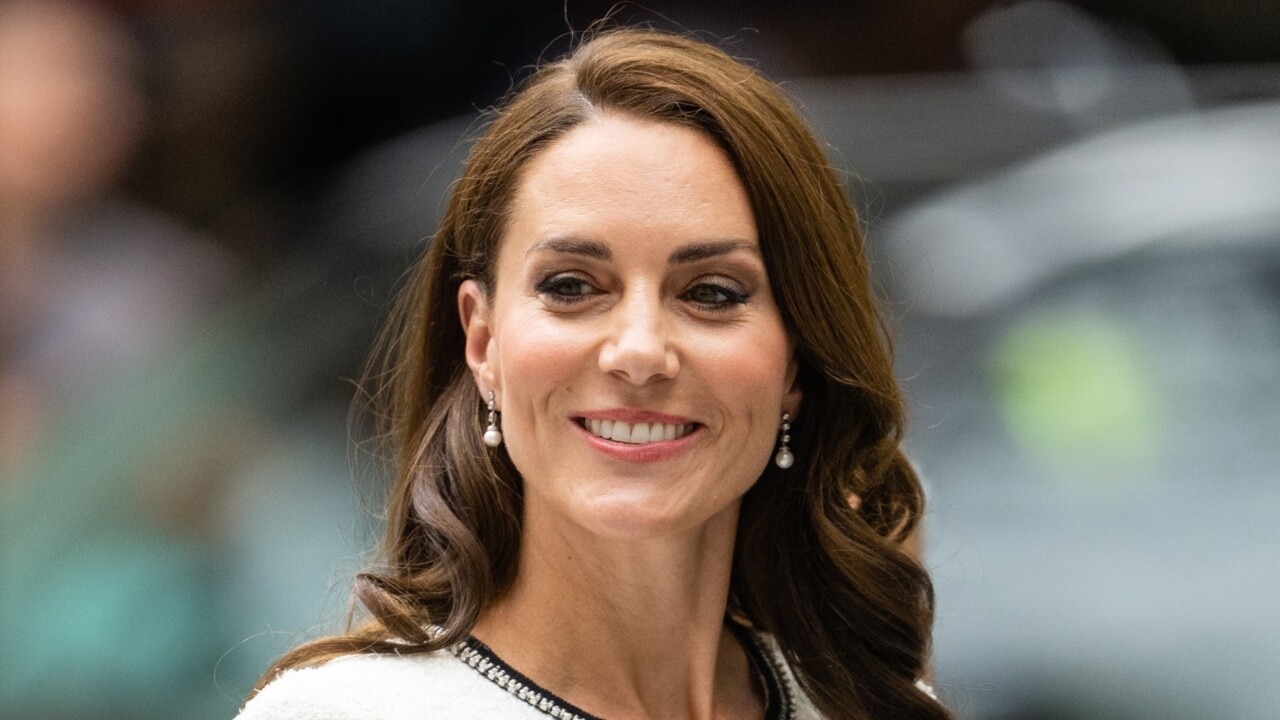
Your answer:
[256,28,949,720]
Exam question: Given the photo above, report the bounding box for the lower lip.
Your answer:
[572,420,702,462]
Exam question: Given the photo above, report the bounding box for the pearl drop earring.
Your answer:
[483,391,503,448]
[774,412,794,469]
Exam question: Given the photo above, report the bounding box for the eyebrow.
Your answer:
[526,237,612,260]
[526,236,759,264]
[666,239,759,264]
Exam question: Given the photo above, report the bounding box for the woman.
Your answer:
[239,28,949,720]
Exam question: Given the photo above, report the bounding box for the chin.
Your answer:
[565,488,739,541]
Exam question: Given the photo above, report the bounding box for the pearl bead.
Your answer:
[483,428,503,447]
[774,448,793,469]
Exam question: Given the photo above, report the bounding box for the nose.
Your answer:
[598,290,680,385]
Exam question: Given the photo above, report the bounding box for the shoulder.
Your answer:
[235,652,459,720]
[234,650,546,720]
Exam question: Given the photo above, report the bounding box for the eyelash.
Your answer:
[534,273,751,311]
[535,274,598,303]
[682,282,750,309]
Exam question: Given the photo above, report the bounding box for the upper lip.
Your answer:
[573,408,698,425]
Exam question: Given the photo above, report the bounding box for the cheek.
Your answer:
[692,325,793,432]
[701,332,789,378]
[492,311,591,446]
[702,314,791,379]
[496,315,590,390]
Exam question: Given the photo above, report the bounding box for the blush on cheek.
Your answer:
[492,316,588,473]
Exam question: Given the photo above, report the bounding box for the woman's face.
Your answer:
[460,114,800,540]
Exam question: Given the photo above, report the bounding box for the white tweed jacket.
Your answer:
[237,626,823,720]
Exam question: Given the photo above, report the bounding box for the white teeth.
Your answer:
[583,419,693,444]
[630,423,650,443]
[610,421,631,442]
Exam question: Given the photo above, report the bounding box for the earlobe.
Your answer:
[458,279,497,393]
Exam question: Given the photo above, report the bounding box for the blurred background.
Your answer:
[1,1,1276,718]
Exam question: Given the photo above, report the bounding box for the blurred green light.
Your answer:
[991,312,1162,483]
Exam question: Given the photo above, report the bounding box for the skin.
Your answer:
[459,114,801,719]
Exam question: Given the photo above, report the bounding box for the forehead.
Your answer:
[500,114,758,256]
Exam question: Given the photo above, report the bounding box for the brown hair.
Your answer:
[256,28,949,719]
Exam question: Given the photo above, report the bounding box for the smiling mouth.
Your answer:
[577,418,697,444]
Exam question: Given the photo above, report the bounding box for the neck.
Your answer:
[472,499,761,720]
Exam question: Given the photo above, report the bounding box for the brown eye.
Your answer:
[682,282,749,309]
[536,274,599,303]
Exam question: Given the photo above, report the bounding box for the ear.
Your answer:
[782,343,803,419]
[458,279,498,397]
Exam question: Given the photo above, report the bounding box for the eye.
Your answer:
[535,273,600,304]
[681,281,750,310]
